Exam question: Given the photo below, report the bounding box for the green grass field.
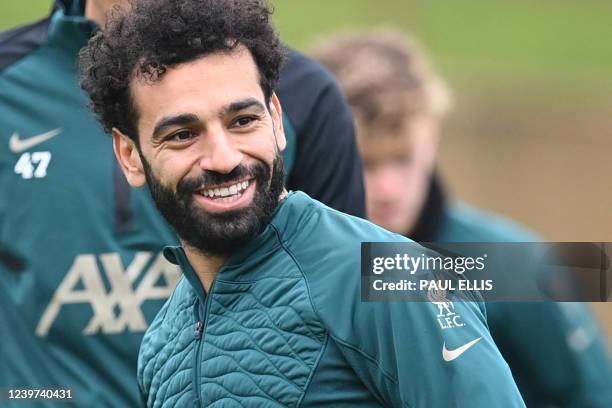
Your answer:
[275,0,612,99]
[3,1,612,87]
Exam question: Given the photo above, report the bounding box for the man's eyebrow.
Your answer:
[222,98,266,115]
[152,113,200,141]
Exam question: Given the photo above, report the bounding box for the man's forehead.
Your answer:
[132,47,258,88]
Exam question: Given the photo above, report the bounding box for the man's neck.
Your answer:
[182,243,226,293]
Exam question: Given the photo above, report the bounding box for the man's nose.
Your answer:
[368,167,399,199]
[198,126,244,174]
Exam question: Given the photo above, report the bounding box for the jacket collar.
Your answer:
[409,173,448,242]
[47,0,95,53]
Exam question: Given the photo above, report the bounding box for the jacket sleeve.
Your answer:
[276,48,366,218]
[488,301,612,407]
[291,206,525,407]
[342,299,525,407]
[307,263,526,407]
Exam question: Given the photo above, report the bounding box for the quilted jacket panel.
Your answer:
[139,272,327,407]
[199,277,326,407]
[138,279,198,407]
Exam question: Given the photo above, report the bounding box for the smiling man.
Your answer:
[118,48,289,274]
[134,60,286,254]
[79,1,526,406]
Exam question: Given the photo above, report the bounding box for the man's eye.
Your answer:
[168,130,197,142]
[234,116,256,128]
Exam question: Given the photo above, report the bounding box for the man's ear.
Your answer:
[269,92,286,152]
[112,128,146,187]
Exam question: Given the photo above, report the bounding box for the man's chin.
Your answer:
[145,155,285,256]
[181,206,268,256]
[192,179,257,213]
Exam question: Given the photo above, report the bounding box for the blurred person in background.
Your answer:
[0,0,364,406]
[313,29,612,407]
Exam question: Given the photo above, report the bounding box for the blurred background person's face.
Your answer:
[359,113,438,234]
[311,32,449,235]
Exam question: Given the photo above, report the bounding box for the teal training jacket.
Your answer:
[138,192,526,407]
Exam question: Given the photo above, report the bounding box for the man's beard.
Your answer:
[141,155,285,256]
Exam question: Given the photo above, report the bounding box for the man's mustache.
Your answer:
[177,163,265,194]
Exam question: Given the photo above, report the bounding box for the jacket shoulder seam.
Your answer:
[269,222,323,322]
[328,333,399,385]
[269,223,332,407]
[270,222,326,341]
[296,333,330,408]
[270,222,401,387]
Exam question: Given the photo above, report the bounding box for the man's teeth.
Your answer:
[201,180,249,198]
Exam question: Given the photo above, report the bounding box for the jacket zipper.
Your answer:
[193,282,215,407]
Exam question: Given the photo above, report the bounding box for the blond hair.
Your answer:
[311,29,451,136]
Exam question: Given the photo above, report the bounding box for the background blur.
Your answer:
[2,1,611,338]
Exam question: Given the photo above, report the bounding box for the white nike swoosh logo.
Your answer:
[442,337,482,362]
[8,128,62,153]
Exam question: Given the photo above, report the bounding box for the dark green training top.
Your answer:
[139,191,526,407]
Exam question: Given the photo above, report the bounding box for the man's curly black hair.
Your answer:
[79,0,285,142]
